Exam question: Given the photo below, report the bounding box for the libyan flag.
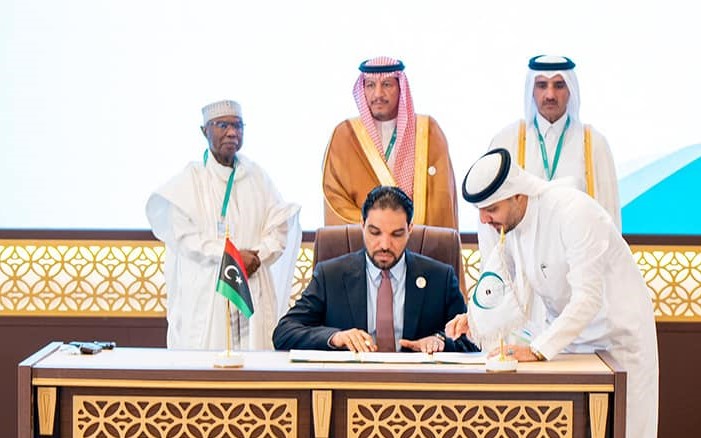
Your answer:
[216,237,254,318]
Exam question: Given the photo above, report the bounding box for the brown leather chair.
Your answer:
[312,224,463,281]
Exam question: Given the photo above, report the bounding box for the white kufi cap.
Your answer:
[201,100,242,125]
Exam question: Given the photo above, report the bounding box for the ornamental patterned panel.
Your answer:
[0,240,165,316]
[289,243,314,308]
[632,248,701,321]
[73,395,296,438]
[347,398,572,438]
[462,246,481,299]
[1,240,700,321]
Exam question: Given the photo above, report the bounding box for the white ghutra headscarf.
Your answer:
[524,55,581,126]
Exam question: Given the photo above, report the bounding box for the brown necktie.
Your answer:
[376,270,395,352]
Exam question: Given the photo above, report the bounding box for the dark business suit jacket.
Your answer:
[273,250,478,352]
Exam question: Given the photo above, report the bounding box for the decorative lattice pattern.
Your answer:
[462,245,481,299]
[290,243,314,308]
[1,240,700,320]
[347,399,572,438]
[73,395,296,438]
[0,241,165,316]
[633,249,701,320]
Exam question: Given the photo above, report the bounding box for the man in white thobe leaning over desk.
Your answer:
[447,148,658,438]
[146,99,301,351]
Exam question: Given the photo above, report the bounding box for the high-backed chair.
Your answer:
[312,224,463,287]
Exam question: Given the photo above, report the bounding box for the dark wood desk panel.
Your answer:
[19,344,624,438]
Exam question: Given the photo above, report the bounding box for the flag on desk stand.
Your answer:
[468,227,526,372]
[216,237,254,318]
[214,234,252,368]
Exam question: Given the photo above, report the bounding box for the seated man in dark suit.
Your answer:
[273,186,478,353]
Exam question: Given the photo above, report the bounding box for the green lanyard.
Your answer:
[533,115,570,180]
[203,150,238,219]
[384,127,398,161]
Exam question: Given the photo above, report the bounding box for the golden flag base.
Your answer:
[213,350,244,368]
[485,355,518,372]
[485,336,517,372]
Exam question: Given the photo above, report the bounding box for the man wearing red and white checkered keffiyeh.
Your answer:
[322,56,460,231]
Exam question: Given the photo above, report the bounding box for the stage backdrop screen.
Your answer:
[1,1,699,234]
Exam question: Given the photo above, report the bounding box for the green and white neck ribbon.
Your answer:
[204,149,238,220]
[533,115,570,180]
[384,127,398,161]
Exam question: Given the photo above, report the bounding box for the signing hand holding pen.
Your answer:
[330,328,377,353]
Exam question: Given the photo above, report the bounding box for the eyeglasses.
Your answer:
[209,120,245,131]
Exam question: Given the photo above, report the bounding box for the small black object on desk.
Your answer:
[67,341,117,355]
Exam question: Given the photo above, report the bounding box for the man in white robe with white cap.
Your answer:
[488,55,620,232]
[447,148,658,438]
[146,99,301,350]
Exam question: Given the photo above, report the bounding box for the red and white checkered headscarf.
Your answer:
[352,56,416,198]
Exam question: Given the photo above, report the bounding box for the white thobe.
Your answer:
[146,153,301,351]
[489,114,621,230]
[374,119,398,169]
[486,185,658,438]
[484,115,623,341]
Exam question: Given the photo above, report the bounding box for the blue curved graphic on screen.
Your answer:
[620,143,701,234]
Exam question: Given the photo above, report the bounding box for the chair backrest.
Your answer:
[312,224,462,276]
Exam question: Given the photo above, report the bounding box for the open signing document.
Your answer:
[289,350,487,365]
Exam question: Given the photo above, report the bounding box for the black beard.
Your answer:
[368,249,401,270]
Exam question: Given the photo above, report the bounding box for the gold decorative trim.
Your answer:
[347,398,573,438]
[589,393,609,438]
[37,386,57,436]
[73,395,296,438]
[348,117,396,187]
[33,377,614,393]
[3,239,700,321]
[411,114,430,225]
[312,390,332,438]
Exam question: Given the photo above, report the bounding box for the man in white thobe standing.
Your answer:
[146,99,301,350]
[483,55,622,341]
[488,54,620,231]
[448,148,658,438]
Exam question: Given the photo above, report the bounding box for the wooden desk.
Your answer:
[19,343,625,438]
